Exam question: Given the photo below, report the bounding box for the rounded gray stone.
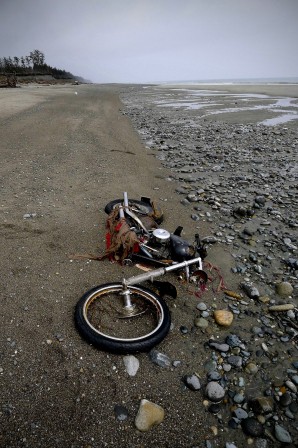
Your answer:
[205,381,225,402]
[274,424,292,443]
[275,281,293,297]
[194,317,209,328]
[149,350,171,367]
[183,374,201,391]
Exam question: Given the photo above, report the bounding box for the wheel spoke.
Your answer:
[75,283,171,353]
[85,288,163,340]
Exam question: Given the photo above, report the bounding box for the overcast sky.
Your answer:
[0,0,297,83]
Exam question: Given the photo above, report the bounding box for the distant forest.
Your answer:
[0,49,84,81]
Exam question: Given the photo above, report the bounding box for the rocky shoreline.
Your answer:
[119,84,298,446]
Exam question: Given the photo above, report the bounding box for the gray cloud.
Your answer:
[0,0,297,82]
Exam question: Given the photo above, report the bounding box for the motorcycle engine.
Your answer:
[152,228,171,244]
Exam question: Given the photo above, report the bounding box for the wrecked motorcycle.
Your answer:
[74,192,207,354]
[103,192,207,269]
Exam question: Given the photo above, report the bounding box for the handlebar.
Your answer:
[123,256,203,287]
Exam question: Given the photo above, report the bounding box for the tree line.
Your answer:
[0,49,78,80]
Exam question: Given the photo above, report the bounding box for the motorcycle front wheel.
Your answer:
[75,283,171,354]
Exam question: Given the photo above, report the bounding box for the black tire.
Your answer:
[75,282,171,354]
[104,199,163,224]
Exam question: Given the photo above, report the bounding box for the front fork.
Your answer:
[120,257,204,311]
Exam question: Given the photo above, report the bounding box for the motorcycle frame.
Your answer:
[116,192,205,310]
[121,256,203,310]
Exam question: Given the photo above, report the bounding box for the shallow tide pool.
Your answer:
[153,88,298,126]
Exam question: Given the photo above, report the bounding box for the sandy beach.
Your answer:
[1,83,297,447]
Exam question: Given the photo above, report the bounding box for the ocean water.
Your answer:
[160,77,298,85]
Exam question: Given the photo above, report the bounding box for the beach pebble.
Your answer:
[225,334,245,349]
[254,439,268,448]
[205,381,225,402]
[243,223,257,236]
[114,404,129,421]
[207,371,222,382]
[223,363,232,372]
[285,380,297,393]
[275,281,293,297]
[201,236,218,244]
[149,350,171,368]
[187,193,199,202]
[23,212,37,219]
[245,362,259,374]
[209,341,230,352]
[240,282,260,299]
[172,360,182,368]
[255,195,266,206]
[183,374,201,391]
[233,392,245,404]
[241,417,264,437]
[285,258,298,269]
[283,238,297,250]
[274,424,292,444]
[210,425,218,435]
[279,392,292,407]
[233,408,248,420]
[208,403,221,414]
[135,399,165,432]
[227,355,242,368]
[204,360,217,372]
[180,325,188,334]
[123,355,139,376]
[194,317,209,328]
[228,418,239,429]
[238,377,245,387]
[289,401,298,414]
[268,304,294,312]
[197,302,207,311]
[287,309,296,319]
[213,310,234,326]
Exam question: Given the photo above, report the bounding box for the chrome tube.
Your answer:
[124,267,166,286]
[164,257,202,272]
[123,191,129,208]
[119,206,125,219]
[123,256,202,287]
